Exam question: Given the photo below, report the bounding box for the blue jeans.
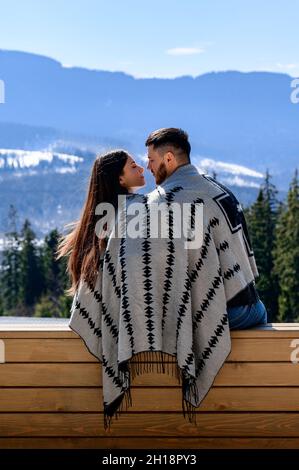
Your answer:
[228,299,268,330]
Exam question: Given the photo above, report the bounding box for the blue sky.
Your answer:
[0,0,298,78]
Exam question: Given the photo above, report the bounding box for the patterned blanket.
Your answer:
[69,164,258,430]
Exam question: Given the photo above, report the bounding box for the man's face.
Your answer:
[147,145,168,185]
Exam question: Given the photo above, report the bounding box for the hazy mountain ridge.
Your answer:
[0,49,296,235]
[0,49,298,180]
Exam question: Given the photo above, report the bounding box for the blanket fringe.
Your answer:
[182,374,199,426]
[129,350,181,384]
[103,386,132,432]
[103,350,198,431]
[104,361,132,431]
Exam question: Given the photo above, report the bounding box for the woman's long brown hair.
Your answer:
[56,149,129,296]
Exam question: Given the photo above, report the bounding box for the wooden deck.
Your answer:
[1,318,299,449]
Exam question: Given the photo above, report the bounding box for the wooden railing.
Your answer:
[0,319,299,449]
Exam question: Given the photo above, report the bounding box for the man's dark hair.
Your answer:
[145,127,191,162]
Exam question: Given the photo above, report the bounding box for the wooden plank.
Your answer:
[228,338,299,361]
[2,326,299,340]
[0,331,77,339]
[1,338,298,362]
[230,329,299,338]
[0,364,101,386]
[1,363,299,386]
[0,437,299,449]
[1,413,299,437]
[1,320,298,331]
[0,317,299,339]
[2,329,299,339]
[1,339,98,362]
[0,319,71,332]
[215,363,299,386]
[1,387,299,412]
[0,388,105,412]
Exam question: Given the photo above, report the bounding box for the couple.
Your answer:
[58,127,267,430]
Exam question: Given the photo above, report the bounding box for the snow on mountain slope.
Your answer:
[0,148,83,175]
[140,153,264,189]
[194,157,264,188]
[1,149,264,189]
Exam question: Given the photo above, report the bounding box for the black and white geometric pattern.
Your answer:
[202,174,255,257]
[69,164,259,431]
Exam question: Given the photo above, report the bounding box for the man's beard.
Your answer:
[155,161,168,184]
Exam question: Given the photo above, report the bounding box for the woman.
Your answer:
[56,149,145,359]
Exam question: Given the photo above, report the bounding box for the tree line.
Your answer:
[0,169,298,321]
[245,169,299,322]
[0,206,71,317]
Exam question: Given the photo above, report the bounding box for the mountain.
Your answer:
[1,50,298,179]
[0,49,297,235]
[0,146,264,238]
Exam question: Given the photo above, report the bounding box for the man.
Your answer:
[146,127,267,330]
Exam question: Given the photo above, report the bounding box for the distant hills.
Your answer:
[0,49,298,236]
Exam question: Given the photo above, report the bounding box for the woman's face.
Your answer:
[119,155,145,191]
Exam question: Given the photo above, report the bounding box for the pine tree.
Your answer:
[247,170,279,321]
[35,228,72,317]
[273,169,299,321]
[18,219,43,312]
[0,205,21,315]
[41,229,64,298]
